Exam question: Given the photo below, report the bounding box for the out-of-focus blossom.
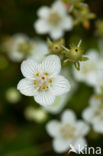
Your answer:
[3,34,49,62]
[73,49,103,87]
[24,107,47,123]
[3,34,31,62]
[17,55,71,106]
[30,40,49,62]
[34,0,73,39]
[43,94,68,114]
[6,87,21,104]
[82,95,103,134]
[46,109,89,153]
[72,3,95,27]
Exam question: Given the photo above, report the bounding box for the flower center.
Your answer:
[61,124,75,139]
[47,12,62,26]
[18,42,32,55]
[33,72,53,91]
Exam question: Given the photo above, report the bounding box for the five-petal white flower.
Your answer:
[82,95,103,134]
[46,109,89,153]
[34,0,73,39]
[17,55,71,106]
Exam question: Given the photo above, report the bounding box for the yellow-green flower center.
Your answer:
[33,72,53,91]
[61,124,75,139]
[18,42,32,55]
[47,12,62,26]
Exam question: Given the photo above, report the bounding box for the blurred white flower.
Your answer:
[46,109,89,153]
[17,55,71,106]
[82,95,103,134]
[73,49,103,88]
[34,0,73,39]
[4,34,49,62]
[43,94,68,114]
[30,40,49,62]
[6,87,21,104]
[24,107,47,123]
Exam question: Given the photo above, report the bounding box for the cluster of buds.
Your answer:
[47,38,88,70]
[62,0,95,29]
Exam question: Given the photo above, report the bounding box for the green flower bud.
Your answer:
[65,44,83,62]
[47,38,65,54]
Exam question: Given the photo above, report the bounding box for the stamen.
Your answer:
[40,85,48,90]
[41,76,45,80]
[44,72,49,76]
[34,80,37,86]
[48,79,53,84]
[35,72,40,77]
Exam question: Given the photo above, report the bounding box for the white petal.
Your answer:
[21,59,39,79]
[52,76,71,96]
[8,51,24,62]
[17,78,37,96]
[50,29,64,39]
[53,138,71,153]
[62,16,73,30]
[52,0,66,15]
[34,19,49,34]
[82,107,94,123]
[46,120,61,137]
[75,121,90,137]
[43,94,68,114]
[42,55,61,75]
[93,122,103,133]
[61,109,76,124]
[37,6,50,18]
[73,137,87,153]
[34,92,55,106]
[31,41,49,62]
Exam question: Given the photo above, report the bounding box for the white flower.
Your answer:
[82,95,103,134]
[4,34,49,62]
[73,49,103,87]
[46,109,89,153]
[34,0,73,39]
[17,55,71,106]
[4,34,30,62]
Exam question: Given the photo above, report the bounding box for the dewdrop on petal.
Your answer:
[24,107,47,123]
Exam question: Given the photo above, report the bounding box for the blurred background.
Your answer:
[0,0,103,156]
